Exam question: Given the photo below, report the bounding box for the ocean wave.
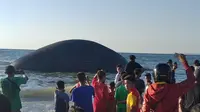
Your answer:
[21,86,73,101]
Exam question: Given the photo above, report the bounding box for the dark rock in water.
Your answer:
[12,39,127,73]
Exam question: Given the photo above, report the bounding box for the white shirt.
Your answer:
[114,73,121,84]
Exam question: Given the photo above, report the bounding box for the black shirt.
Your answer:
[135,79,145,95]
[125,61,143,76]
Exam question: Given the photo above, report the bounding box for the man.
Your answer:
[114,64,124,84]
[115,72,128,112]
[125,55,143,77]
[181,68,200,112]
[0,94,11,112]
[55,80,69,112]
[69,75,90,93]
[144,73,152,91]
[167,59,173,68]
[167,59,178,83]
[71,72,94,112]
[134,68,145,96]
[141,54,195,112]
[194,60,200,70]
[92,70,110,112]
[1,65,28,112]
[171,62,178,83]
[124,75,141,112]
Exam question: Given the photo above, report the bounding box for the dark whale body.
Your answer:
[12,40,127,73]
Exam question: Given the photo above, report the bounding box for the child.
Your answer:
[108,82,116,112]
[115,72,128,112]
[92,70,110,112]
[124,75,141,112]
[55,81,69,112]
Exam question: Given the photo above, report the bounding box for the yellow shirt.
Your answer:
[126,88,140,112]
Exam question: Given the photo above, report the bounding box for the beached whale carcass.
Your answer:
[12,40,127,73]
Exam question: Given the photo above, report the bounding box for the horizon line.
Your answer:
[0,47,199,55]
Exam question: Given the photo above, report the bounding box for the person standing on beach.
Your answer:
[171,62,178,83]
[181,68,200,112]
[115,72,128,112]
[69,74,90,93]
[1,65,28,112]
[141,54,195,112]
[55,80,69,112]
[125,55,143,78]
[114,64,124,84]
[124,75,141,112]
[108,82,116,112]
[167,59,173,68]
[92,70,110,112]
[167,59,178,83]
[194,60,200,69]
[144,73,152,91]
[71,72,94,112]
[134,68,145,96]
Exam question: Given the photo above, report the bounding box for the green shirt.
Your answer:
[114,85,128,109]
[1,77,27,111]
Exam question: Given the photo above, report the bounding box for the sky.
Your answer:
[0,0,200,54]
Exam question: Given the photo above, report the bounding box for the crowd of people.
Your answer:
[1,53,200,112]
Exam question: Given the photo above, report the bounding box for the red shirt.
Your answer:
[141,61,195,112]
[75,82,81,88]
[109,90,115,101]
[92,76,109,112]
[109,90,116,112]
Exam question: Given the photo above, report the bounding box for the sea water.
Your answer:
[0,49,199,112]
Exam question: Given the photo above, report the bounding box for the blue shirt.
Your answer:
[54,90,69,112]
[71,85,95,112]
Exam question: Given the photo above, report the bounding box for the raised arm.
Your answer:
[174,54,195,95]
[92,74,98,86]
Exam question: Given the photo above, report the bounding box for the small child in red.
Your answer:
[109,82,116,112]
